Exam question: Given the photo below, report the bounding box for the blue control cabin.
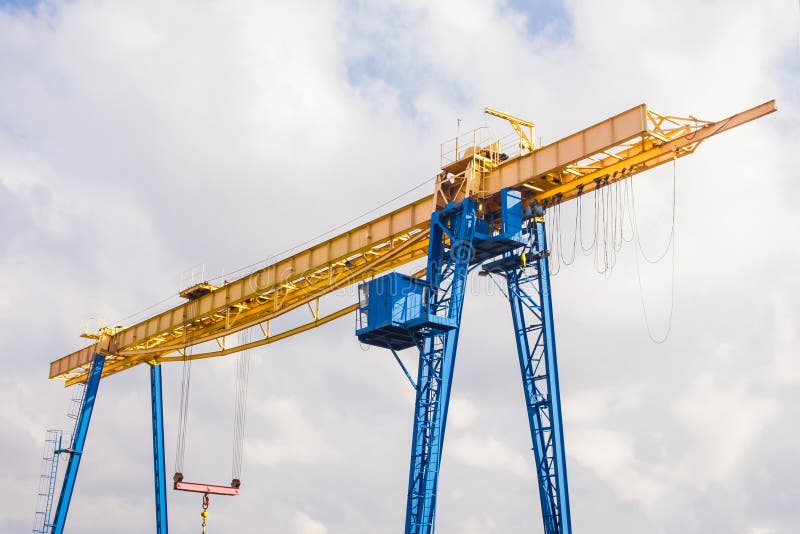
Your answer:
[356,272,457,350]
[356,189,530,350]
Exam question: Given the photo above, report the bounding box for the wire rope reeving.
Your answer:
[231,329,252,483]
[555,199,578,267]
[175,302,195,473]
[605,181,622,272]
[620,179,636,244]
[175,300,197,475]
[598,182,611,275]
[629,161,676,264]
[591,178,628,277]
[589,180,612,276]
[539,161,678,343]
[578,188,597,255]
[544,204,561,276]
[631,158,678,344]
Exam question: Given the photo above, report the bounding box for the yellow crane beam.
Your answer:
[487,101,776,206]
[51,202,433,384]
[50,100,776,385]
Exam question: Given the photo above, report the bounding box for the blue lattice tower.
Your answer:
[357,189,536,534]
[404,199,476,533]
[356,199,478,533]
[482,214,571,534]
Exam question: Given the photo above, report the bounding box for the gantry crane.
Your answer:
[38,100,776,534]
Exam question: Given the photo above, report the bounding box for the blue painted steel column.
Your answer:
[504,218,571,534]
[405,199,476,534]
[150,363,169,534]
[51,353,106,534]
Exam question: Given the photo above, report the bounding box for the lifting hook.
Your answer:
[201,492,209,533]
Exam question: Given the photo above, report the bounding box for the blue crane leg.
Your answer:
[404,200,476,534]
[504,219,571,534]
[51,353,106,534]
[150,363,169,534]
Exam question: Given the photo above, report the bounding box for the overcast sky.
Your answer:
[1,1,798,533]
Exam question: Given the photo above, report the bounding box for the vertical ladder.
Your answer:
[31,377,89,533]
[32,430,63,534]
[65,382,87,449]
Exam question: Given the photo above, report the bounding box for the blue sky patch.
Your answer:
[506,0,570,39]
[0,0,40,12]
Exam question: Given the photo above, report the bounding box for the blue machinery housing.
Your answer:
[44,189,568,534]
[357,189,571,534]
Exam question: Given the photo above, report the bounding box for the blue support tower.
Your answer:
[357,189,541,534]
[403,199,476,534]
[150,363,169,534]
[51,353,106,534]
[484,215,571,534]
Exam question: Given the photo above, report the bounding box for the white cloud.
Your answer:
[448,397,479,430]
[291,511,328,534]
[449,434,531,478]
[565,385,642,425]
[671,372,781,489]
[0,393,48,443]
[768,292,800,384]
[457,515,498,534]
[568,428,664,507]
[247,397,338,467]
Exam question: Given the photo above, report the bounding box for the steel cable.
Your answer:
[174,300,197,474]
[630,158,678,343]
[231,329,252,481]
[629,160,676,264]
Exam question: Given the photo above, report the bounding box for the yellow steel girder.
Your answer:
[50,100,776,385]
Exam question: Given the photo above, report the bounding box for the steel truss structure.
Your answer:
[360,194,572,533]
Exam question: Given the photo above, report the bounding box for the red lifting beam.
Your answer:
[173,473,240,496]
